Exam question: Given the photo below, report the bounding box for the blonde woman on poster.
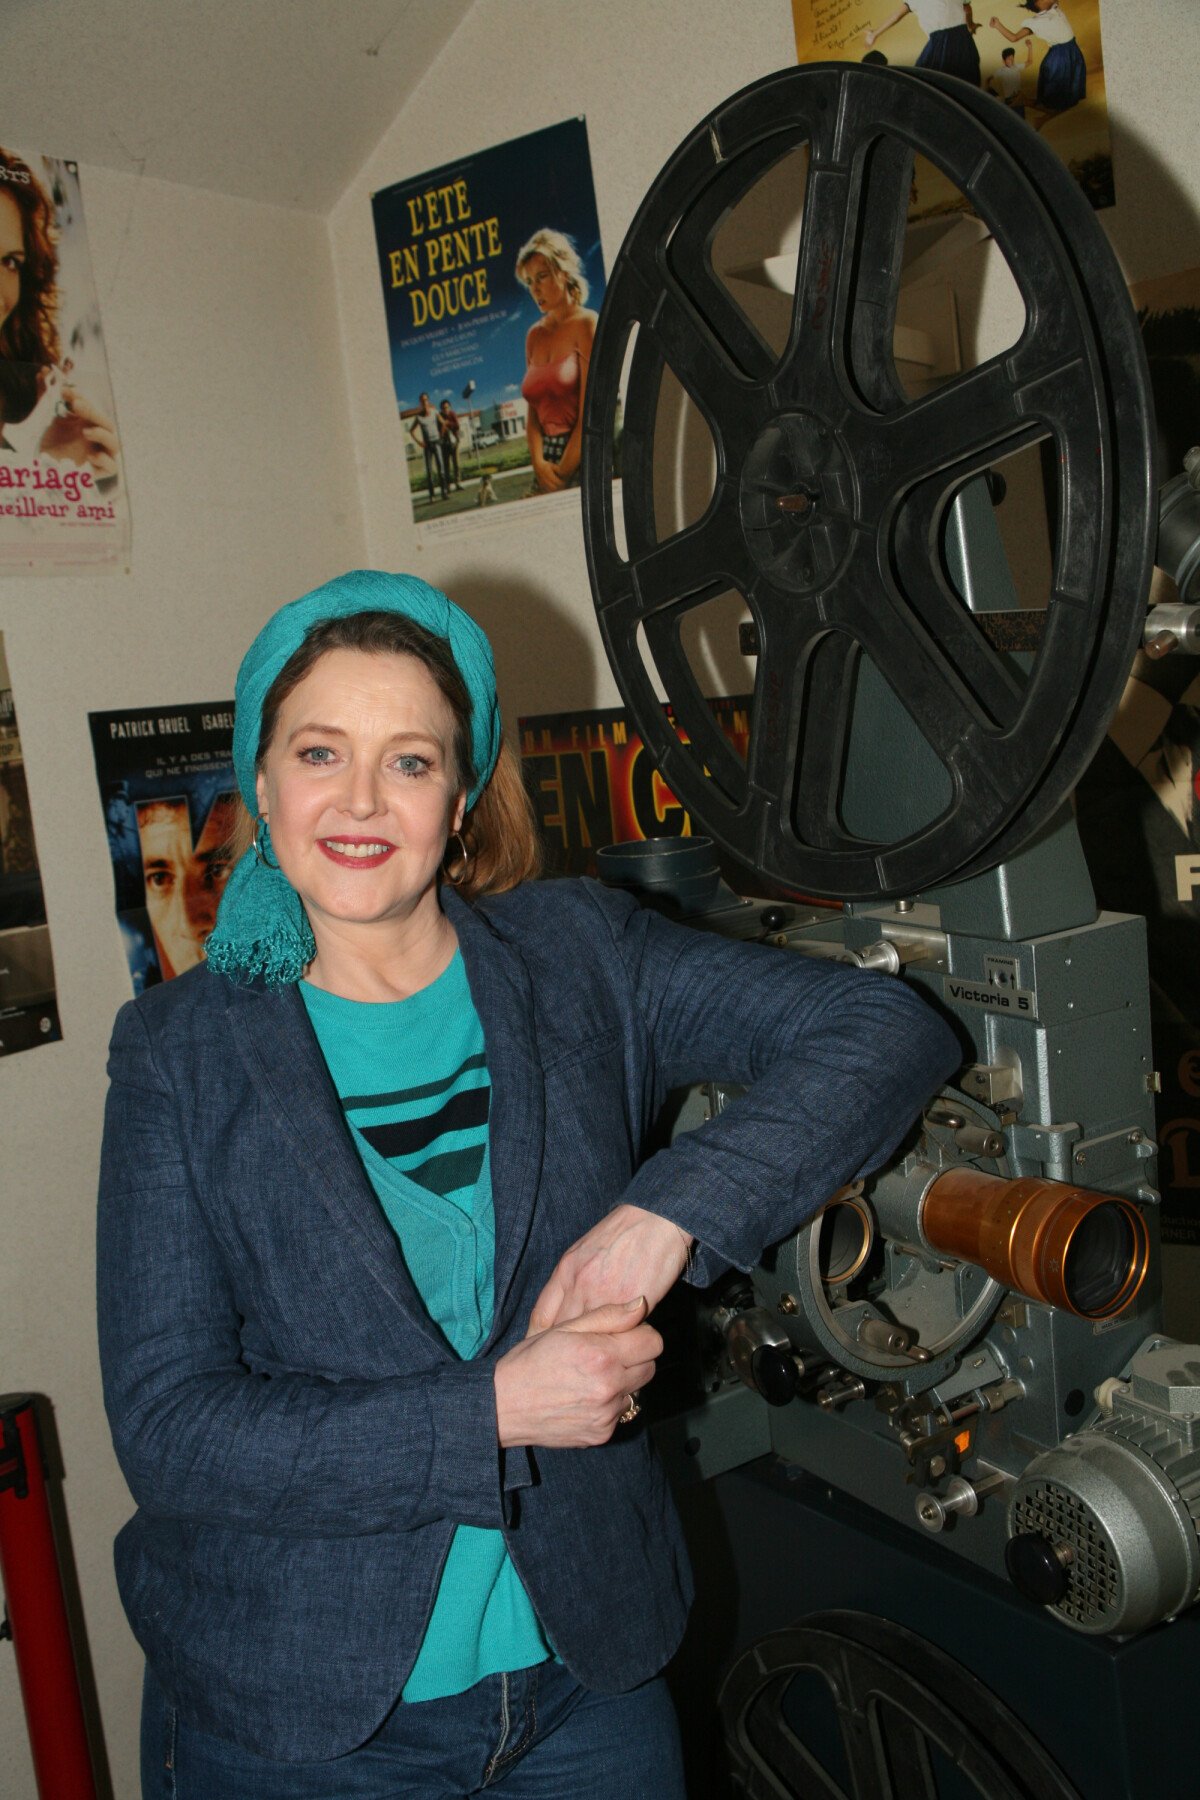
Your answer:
[516,229,597,494]
[0,146,119,479]
[989,1,1087,122]
[864,0,982,84]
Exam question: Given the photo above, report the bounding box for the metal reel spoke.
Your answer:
[718,1614,1082,1800]
[874,361,1048,500]
[841,134,916,416]
[738,1676,848,1800]
[647,282,762,452]
[628,493,752,622]
[664,131,810,388]
[787,632,861,855]
[774,162,863,419]
[582,63,1155,900]
[880,515,1026,737]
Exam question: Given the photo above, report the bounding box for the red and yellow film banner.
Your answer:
[518,697,751,876]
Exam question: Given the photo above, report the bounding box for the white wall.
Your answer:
[4,2,1200,1794]
[0,166,364,1799]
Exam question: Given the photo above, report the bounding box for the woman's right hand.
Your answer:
[494,1296,661,1448]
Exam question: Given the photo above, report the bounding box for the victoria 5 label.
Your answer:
[942,976,1038,1017]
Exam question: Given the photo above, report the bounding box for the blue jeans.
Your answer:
[141,1660,686,1798]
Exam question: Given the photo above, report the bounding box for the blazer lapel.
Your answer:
[226,979,448,1349]
[445,891,546,1345]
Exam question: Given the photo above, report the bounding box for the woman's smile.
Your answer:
[318,835,398,865]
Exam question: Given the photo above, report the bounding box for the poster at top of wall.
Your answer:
[791,0,1113,217]
[88,704,236,994]
[372,119,607,545]
[0,632,60,1053]
[0,145,129,571]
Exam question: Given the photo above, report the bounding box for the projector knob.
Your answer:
[1005,1531,1073,1605]
[751,1344,800,1407]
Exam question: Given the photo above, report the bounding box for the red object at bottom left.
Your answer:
[0,1396,98,1800]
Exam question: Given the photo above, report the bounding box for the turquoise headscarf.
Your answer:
[205,569,501,987]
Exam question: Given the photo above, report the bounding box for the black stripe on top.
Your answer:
[359,1084,491,1160]
[342,1051,488,1113]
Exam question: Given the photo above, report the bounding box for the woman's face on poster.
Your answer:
[0,190,24,334]
[521,253,567,314]
[136,796,235,979]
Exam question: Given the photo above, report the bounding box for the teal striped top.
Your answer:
[301,950,551,1701]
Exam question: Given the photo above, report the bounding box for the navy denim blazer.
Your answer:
[98,877,959,1761]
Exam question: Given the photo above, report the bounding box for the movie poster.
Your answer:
[89,703,236,994]
[791,0,1114,217]
[519,697,752,878]
[0,633,60,1054]
[372,119,606,542]
[0,146,129,571]
[1073,267,1200,1242]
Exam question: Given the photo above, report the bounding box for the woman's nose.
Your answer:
[343,763,383,818]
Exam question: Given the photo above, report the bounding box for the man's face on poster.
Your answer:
[136,793,235,979]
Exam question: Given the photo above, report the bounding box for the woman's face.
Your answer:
[0,191,24,333]
[255,649,466,947]
[522,253,568,314]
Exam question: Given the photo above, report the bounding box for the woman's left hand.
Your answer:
[529,1203,693,1332]
[39,386,120,478]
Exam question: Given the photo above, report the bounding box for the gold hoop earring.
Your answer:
[443,830,469,886]
[252,815,278,869]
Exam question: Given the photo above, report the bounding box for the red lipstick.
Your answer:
[317,836,397,869]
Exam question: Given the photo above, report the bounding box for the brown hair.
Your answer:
[0,148,61,425]
[239,609,541,901]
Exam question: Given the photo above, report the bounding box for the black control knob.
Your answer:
[759,905,790,932]
[1004,1532,1072,1606]
[751,1344,800,1407]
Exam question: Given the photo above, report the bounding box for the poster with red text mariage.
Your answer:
[0,144,129,571]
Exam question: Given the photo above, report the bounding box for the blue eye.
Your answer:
[299,746,335,764]
[396,754,431,776]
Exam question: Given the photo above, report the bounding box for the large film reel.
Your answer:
[718,1613,1081,1800]
[581,64,1156,900]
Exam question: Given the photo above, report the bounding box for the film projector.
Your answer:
[578,63,1200,1800]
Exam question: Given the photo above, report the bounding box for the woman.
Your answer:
[0,145,118,474]
[864,0,982,84]
[516,229,597,494]
[989,1,1086,121]
[98,569,959,1796]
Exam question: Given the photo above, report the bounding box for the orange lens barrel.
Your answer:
[920,1166,1149,1319]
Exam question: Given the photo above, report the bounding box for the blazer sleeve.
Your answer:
[580,883,962,1284]
[97,999,525,1538]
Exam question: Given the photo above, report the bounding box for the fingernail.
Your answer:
[626,1295,645,1310]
